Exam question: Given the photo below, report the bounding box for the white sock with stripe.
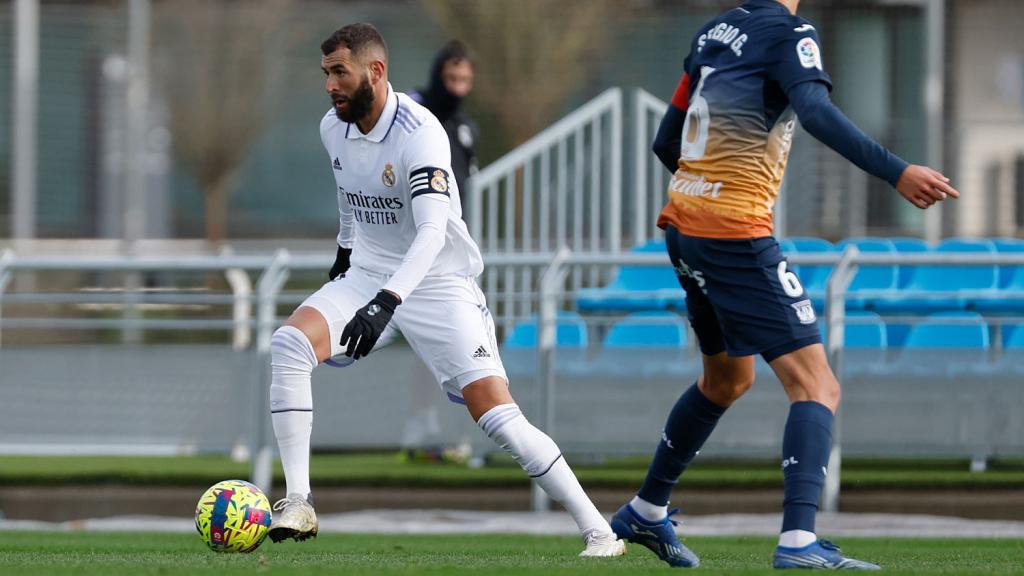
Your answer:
[478,403,612,539]
[270,325,318,498]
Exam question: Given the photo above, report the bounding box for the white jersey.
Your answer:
[320,83,483,300]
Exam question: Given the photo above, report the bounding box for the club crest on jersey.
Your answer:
[382,163,396,187]
[791,299,817,325]
[430,170,449,193]
[797,37,823,70]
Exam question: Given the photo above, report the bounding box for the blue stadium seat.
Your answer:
[785,237,835,311]
[888,312,990,375]
[603,312,688,348]
[993,322,1024,375]
[874,238,998,314]
[1003,322,1024,349]
[974,238,1024,313]
[903,311,990,348]
[824,312,887,376]
[503,312,588,348]
[576,239,685,313]
[889,237,931,289]
[844,311,888,348]
[589,312,692,377]
[834,237,898,310]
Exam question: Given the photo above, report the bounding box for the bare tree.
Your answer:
[423,0,616,145]
[154,0,295,247]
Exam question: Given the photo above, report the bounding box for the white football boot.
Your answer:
[579,529,627,557]
[269,493,319,542]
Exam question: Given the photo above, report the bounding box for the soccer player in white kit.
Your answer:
[266,23,625,557]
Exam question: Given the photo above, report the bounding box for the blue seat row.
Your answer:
[574,236,1024,315]
[504,310,1024,351]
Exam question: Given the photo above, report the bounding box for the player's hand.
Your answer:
[896,165,960,210]
[328,246,353,281]
[339,290,401,359]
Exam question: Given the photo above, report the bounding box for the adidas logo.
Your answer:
[333,157,343,171]
[472,345,491,358]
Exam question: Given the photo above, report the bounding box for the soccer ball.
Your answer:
[194,479,272,553]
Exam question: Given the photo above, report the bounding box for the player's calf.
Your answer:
[474,400,623,556]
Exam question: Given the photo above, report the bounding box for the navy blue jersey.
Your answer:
[659,0,833,238]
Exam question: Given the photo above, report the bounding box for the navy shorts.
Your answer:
[665,226,821,362]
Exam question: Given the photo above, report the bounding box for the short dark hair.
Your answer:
[321,23,388,61]
[438,39,475,68]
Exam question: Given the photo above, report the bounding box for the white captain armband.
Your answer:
[410,166,451,199]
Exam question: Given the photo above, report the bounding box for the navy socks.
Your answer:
[781,401,834,533]
[637,383,727,506]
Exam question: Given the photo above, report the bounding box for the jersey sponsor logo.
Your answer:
[333,157,343,171]
[382,162,396,187]
[670,170,724,199]
[790,299,816,325]
[697,22,748,57]
[797,37,823,70]
[342,186,404,226]
[430,170,449,193]
[472,345,491,358]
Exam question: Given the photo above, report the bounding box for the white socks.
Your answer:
[629,495,668,521]
[270,325,318,498]
[478,403,612,538]
[779,529,817,548]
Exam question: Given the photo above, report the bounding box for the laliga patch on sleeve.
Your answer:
[796,37,822,70]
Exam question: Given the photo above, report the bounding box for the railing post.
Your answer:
[822,245,858,513]
[532,246,571,512]
[0,250,15,349]
[609,88,623,254]
[220,247,253,351]
[633,90,649,247]
[250,249,291,493]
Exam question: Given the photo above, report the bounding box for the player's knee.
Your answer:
[700,372,753,407]
[271,325,318,376]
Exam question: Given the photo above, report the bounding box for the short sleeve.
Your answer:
[403,123,454,202]
[767,23,832,92]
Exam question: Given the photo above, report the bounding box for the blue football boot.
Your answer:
[610,504,699,568]
[773,538,881,570]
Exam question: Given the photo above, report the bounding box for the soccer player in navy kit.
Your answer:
[610,0,958,569]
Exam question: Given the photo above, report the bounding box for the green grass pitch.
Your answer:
[1,532,1021,575]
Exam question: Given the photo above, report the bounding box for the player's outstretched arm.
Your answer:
[788,80,958,209]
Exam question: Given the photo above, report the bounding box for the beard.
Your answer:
[333,75,375,123]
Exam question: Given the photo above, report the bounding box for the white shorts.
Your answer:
[300,266,507,403]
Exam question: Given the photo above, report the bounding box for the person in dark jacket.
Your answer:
[410,40,479,214]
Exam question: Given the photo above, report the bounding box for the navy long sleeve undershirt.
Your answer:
[787,80,908,187]
[652,104,686,174]
[650,80,909,187]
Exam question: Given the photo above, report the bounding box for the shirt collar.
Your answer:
[743,0,790,14]
[345,82,399,143]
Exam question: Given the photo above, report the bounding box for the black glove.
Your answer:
[329,245,353,281]
[340,290,401,359]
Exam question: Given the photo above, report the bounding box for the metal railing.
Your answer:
[531,249,1024,511]
[3,248,1024,509]
[469,88,624,336]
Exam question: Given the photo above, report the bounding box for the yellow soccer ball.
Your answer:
[194,479,272,553]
